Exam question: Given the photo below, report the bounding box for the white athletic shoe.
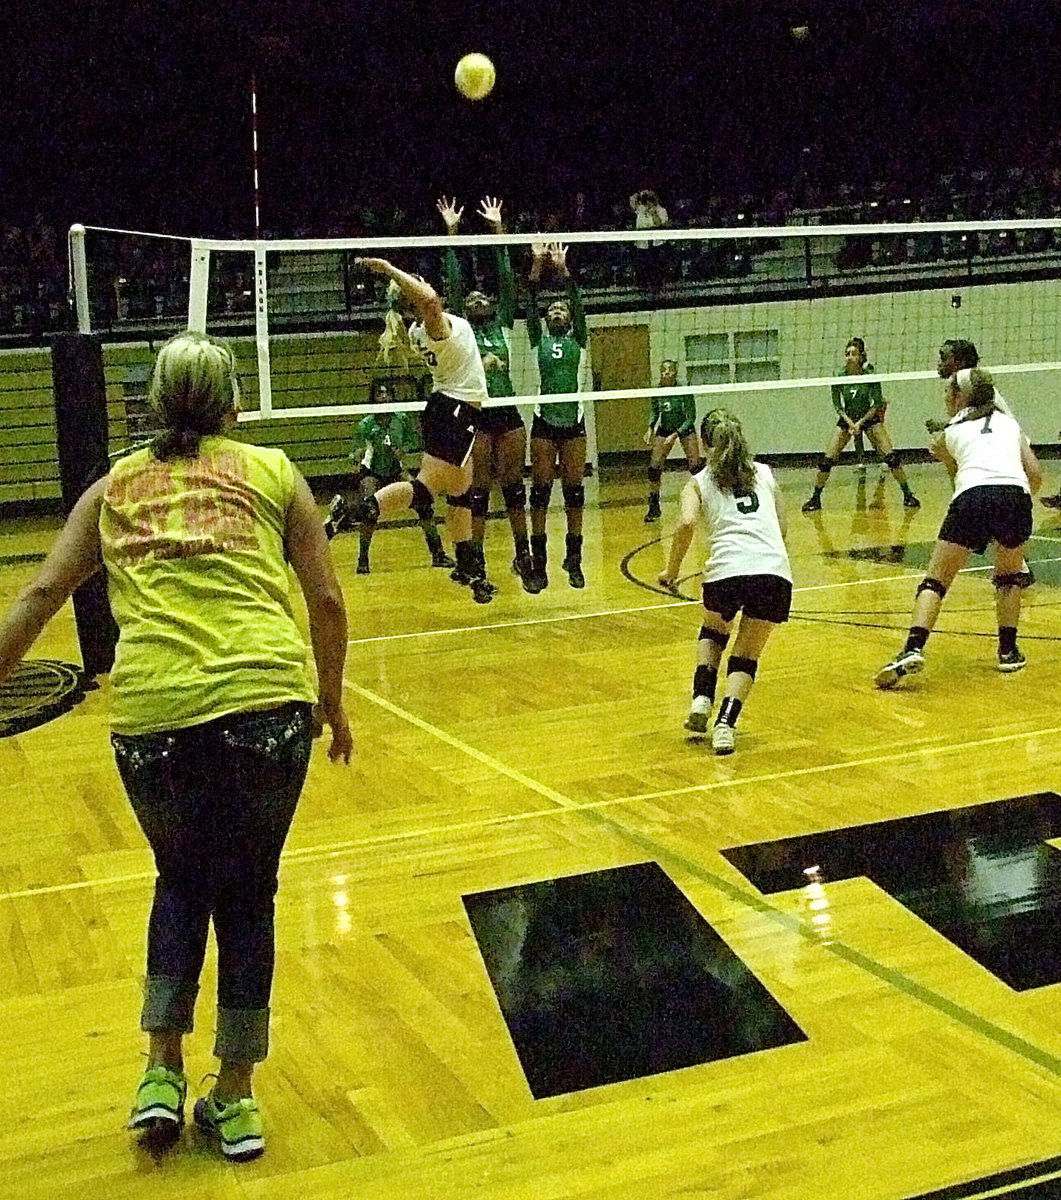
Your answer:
[874,648,925,689]
[997,649,1027,673]
[711,723,736,755]
[684,697,711,739]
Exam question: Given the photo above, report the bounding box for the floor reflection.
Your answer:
[464,862,806,1098]
[723,792,1061,990]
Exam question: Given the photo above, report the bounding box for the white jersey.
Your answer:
[409,313,488,406]
[943,407,1029,497]
[693,461,792,584]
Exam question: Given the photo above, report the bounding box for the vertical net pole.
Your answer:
[68,224,91,334]
[253,245,273,416]
[250,75,262,239]
[187,243,211,333]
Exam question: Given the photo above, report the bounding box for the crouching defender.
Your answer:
[659,409,792,755]
[876,367,1041,688]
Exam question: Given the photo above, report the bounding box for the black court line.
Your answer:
[905,1154,1061,1199]
[620,540,1061,643]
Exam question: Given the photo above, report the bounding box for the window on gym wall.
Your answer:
[684,329,780,385]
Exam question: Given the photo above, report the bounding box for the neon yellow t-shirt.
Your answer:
[100,436,315,734]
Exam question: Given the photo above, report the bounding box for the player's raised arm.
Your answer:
[479,198,516,329]
[525,242,547,347]
[437,197,464,314]
[356,257,447,340]
[551,244,587,347]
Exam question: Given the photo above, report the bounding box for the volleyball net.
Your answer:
[68,218,1061,467]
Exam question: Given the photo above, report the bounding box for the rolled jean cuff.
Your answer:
[214,1006,270,1062]
[141,976,198,1034]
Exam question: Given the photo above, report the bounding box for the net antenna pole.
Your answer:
[68,224,91,333]
[251,73,262,240]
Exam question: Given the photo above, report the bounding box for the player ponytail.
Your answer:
[148,331,240,460]
[377,281,412,367]
[701,408,755,495]
[951,367,998,422]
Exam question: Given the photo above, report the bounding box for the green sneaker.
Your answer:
[194,1091,265,1161]
[129,1065,187,1143]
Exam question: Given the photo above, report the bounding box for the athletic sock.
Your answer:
[692,665,718,703]
[454,540,476,577]
[513,532,530,560]
[905,626,929,653]
[531,533,547,564]
[715,697,743,727]
[998,625,1018,655]
[423,523,443,552]
[565,533,583,560]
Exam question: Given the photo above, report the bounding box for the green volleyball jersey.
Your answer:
[831,368,884,422]
[527,279,587,427]
[651,393,697,436]
[351,413,419,477]
[442,246,516,398]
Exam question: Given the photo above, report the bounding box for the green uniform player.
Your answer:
[802,337,919,513]
[526,242,589,590]
[643,359,703,522]
[439,195,536,592]
[323,379,454,574]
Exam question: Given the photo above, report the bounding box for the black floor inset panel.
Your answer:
[722,792,1061,991]
[464,862,807,1098]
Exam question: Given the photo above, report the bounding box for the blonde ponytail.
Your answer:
[701,408,756,495]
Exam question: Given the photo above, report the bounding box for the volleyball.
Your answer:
[455,53,495,100]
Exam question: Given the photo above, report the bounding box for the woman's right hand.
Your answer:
[314,702,354,763]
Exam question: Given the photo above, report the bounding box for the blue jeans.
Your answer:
[112,702,312,1062]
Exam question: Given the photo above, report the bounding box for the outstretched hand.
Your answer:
[478,195,504,230]
[354,257,391,275]
[436,196,463,232]
[549,243,570,274]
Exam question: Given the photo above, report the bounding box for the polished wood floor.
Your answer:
[0,459,1059,1199]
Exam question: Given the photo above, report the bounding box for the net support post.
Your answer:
[50,333,118,677]
[253,244,273,416]
[68,224,92,334]
[188,243,211,333]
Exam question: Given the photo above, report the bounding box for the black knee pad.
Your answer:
[817,457,836,475]
[529,483,552,511]
[447,488,473,510]
[883,450,902,470]
[647,466,663,485]
[468,486,490,520]
[410,477,435,520]
[698,626,729,648]
[727,655,759,679]
[994,571,1030,590]
[561,483,585,510]
[916,576,948,600]
[501,481,526,511]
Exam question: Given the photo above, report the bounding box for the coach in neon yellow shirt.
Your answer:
[0,331,350,1161]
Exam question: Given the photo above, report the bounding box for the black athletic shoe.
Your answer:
[323,494,348,540]
[469,577,497,604]
[644,499,661,523]
[1041,493,1061,510]
[801,495,822,513]
[903,493,921,509]
[513,555,542,594]
[562,555,586,588]
[431,549,457,568]
[997,648,1027,673]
